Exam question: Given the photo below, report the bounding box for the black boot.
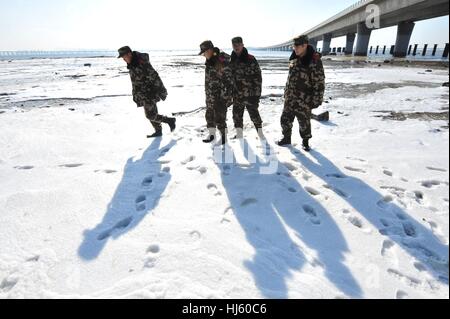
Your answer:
[203,135,215,143]
[219,129,227,146]
[148,130,163,138]
[277,136,291,147]
[302,139,311,152]
[165,117,176,132]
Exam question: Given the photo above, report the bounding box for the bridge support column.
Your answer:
[345,33,356,55]
[393,21,415,58]
[322,34,332,55]
[355,22,372,56]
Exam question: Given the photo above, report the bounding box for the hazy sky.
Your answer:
[0,0,448,51]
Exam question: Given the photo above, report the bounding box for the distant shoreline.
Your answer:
[0,50,448,68]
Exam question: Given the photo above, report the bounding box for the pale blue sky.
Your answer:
[0,0,448,50]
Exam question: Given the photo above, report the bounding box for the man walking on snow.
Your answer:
[199,40,234,145]
[277,35,325,151]
[118,46,176,138]
[230,37,264,140]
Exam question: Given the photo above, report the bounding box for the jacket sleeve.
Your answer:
[253,59,263,98]
[310,59,325,108]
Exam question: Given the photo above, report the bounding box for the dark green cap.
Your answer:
[199,40,214,55]
[232,37,243,44]
[294,35,309,46]
[117,46,132,58]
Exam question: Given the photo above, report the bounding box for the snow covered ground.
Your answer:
[0,52,448,299]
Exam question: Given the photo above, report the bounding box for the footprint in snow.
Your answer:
[346,157,367,163]
[302,205,321,225]
[143,245,161,269]
[0,277,19,293]
[383,169,394,177]
[344,166,366,173]
[181,156,195,165]
[387,269,422,288]
[190,231,202,241]
[159,148,171,157]
[323,184,349,198]
[142,176,153,187]
[207,184,222,197]
[283,162,298,172]
[14,166,34,170]
[97,217,134,241]
[347,216,364,229]
[162,167,171,174]
[420,180,446,189]
[136,195,147,212]
[426,167,447,173]
[305,186,321,196]
[381,240,396,258]
[326,173,347,179]
[222,164,232,176]
[95,169,117,174]
[396,290,409,299]
[59,163,84,168]
[147,244,160,254]
[377,195,394,210]
[241,198,258,207]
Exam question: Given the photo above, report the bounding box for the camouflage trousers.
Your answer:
[233,97,263,129]
[143,102,169,131]
[205,100,228,132]
[280,101,312,140]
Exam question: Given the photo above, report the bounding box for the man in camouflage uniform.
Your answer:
[277,35,325,151]
[118,46,176,138]
[199,41,233,145]
[230,37,264,140]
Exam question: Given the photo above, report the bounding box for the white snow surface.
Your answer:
[0,52,449,299]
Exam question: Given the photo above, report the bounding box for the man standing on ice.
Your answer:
[118,46,176,138]
[229,36,264,140]
[199,40,233,145]
[277,35,325,151]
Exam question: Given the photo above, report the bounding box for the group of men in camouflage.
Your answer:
[118,34,325,152]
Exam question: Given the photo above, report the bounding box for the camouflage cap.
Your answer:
[117,46,132,58]
[232,37,243,44]
[294,35,309,46]
[198,40,214,55]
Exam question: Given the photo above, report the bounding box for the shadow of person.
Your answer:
[291,148,449,283]
[213,139,362,298]
[78,137,176,261]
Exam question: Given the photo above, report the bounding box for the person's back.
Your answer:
[128,51,168,106]
[118,46,175,138]
[205,48,233,107]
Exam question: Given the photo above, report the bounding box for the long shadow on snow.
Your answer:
[291,148,449,284]
[78,138,176,261]
[214,139,363,298]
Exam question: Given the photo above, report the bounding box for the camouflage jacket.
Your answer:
[284,45,325,109]
[230,48,262,100]
[128,51,168,106]
[205,48,234,107]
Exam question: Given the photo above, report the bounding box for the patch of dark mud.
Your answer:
[326,81,442,99]
[64,74,88,79]
[373,111,449,123]
[5,94,130,110]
